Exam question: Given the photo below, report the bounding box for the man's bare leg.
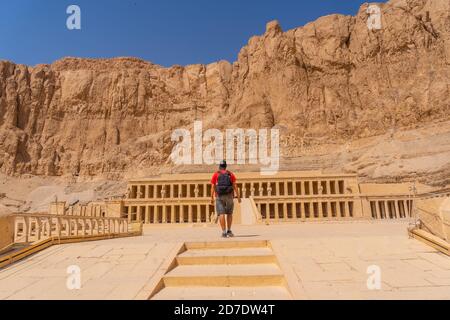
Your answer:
[219,214,226,231]
[226,214,233,231]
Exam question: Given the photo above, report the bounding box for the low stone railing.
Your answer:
[0,214,143,269]
[12,213,131,244]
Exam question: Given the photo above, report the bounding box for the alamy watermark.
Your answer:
[66,265,81,290]
[366,265,382,290]
[66,5,81,30]
[367,4,382,31]
[170,121,280,175]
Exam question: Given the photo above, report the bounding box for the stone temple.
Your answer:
[1,170,449,300]
[49,171,417,226]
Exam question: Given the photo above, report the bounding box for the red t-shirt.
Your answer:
[211,170,236,195]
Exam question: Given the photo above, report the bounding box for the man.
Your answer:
[210,160,240,238]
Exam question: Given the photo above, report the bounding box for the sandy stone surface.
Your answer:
[1,221,450,300]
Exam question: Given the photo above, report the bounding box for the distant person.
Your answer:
[210,160,240,238]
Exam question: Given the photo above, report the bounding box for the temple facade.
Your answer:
[116,171,418,224]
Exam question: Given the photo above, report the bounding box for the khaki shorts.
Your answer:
[216,193,234,215]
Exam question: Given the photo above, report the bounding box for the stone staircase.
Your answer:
[150,240,292,300]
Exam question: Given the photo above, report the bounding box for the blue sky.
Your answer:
[0,0,387,67]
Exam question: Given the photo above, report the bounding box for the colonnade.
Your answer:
[125,202,214,224]
[127,179,349,200]
[369,199,413,219]
[255,200,355,220]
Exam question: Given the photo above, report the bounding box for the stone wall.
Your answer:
[0,215,14,250]
[416,197,450,241]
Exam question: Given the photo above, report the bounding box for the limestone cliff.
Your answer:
[0,0,449,184]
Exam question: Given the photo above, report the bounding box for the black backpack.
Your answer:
[216,171,234,196]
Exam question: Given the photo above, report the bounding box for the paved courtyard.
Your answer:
[0,220,449,300]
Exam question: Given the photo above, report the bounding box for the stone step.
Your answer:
[162,264,284,287]
[176,254,277,265]
[152,286,292,300]
[184,240,269,250]
[163,274,286,287]
[177,247,276,265]
[149,240,291,300]
[166,263,282,277]
[179,247,274,257]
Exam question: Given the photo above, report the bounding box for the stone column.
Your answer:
[145,206,150,224]
[13,218,20,243]
[67,219,72,237]
[373,202,379,219]
[27,218,33,241]
[393,201,399,219]
[171,205,175,223]
[397,201,404,218]
[89,219,94,235]
[283,202,288,220]
[180,205,185,223]
[74,219,79,236]
[81,219,87,236]
[293,182,297,196]
[36,218,42,241]
[304,203,309,219]
[383,201,389,219]
[274,203,280,221]
[24,217,29,243]
[293,202,298,219]
[318,202,324,219]
[188,205,193,223]
[197,205,201,223]
[153,206,158,224]
[162,206,167,223]
[206,204,211,223]
[347,202,353,218]
[342,202,348,218]
[203,184,207,198]
[127,206,132,223]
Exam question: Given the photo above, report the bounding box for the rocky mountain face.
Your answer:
[0,0,449,184]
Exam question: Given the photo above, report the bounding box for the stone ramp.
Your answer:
[150,240,292,300]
